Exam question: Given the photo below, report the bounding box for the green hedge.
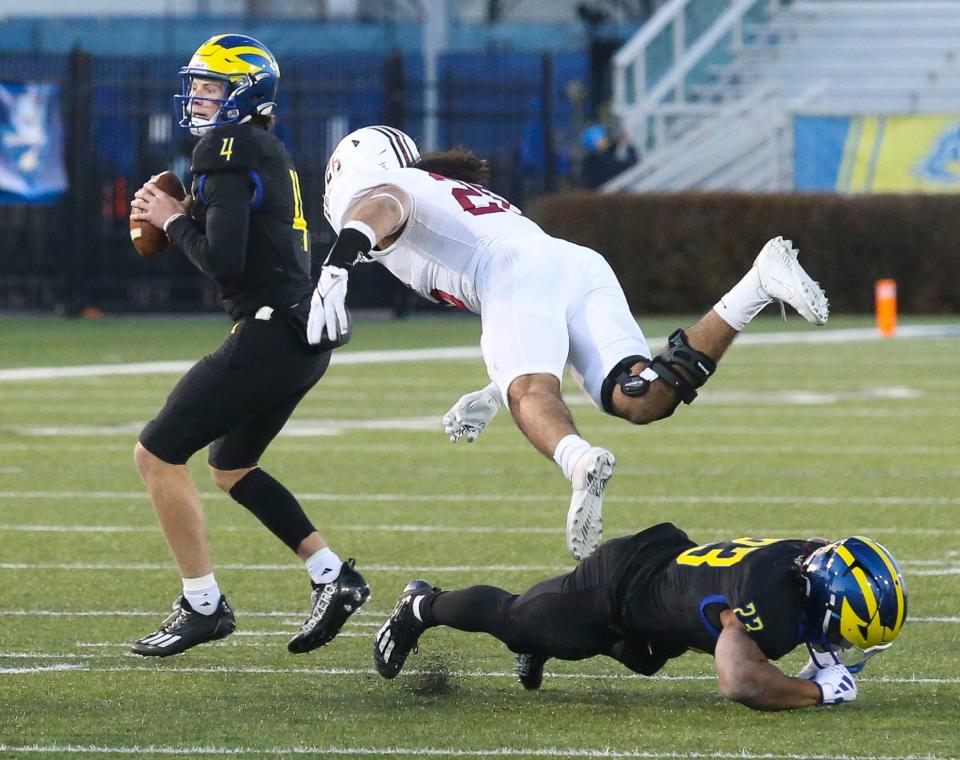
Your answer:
[527,192,960,313]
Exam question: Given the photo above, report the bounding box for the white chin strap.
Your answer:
[188,115,218,137]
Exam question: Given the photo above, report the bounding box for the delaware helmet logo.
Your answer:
[175,34,280,136]
[801,536,907,672]
[914,122,960,184]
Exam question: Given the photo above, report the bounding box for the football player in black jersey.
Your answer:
[372,524,907,710]
[128,34,368,657]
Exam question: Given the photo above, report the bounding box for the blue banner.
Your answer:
[0,82,68,203]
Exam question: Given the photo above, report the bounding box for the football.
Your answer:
[129,170,187,257]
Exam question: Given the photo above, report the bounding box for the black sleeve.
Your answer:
[167,171,250,285]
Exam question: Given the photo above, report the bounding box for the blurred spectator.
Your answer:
[581,121,639,188]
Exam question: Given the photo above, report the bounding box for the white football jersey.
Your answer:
[326,166,547,313]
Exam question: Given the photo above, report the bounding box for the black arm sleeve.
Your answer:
[167,171,251,285]
[324,226,374,269]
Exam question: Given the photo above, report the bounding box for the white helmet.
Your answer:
[323,125,420,227]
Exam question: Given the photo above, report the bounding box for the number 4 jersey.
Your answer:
[621,526,822,662]
[324,166,547,313]
[171,123,313,319]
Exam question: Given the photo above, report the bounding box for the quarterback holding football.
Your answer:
[128,34,367,658]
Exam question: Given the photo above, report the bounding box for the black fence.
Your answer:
[0,48,587,314]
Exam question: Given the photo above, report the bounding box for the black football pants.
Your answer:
[140,315,330,467]
[419,533,668,673]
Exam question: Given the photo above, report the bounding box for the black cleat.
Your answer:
[287,558,370,654]
[373,579,438,679]
[516,653,547,690]
[131,595,236,657]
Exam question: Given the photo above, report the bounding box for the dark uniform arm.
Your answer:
[166,172,250,285]
[714,609,821,711]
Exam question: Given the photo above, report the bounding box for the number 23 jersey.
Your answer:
[325,167,547,313]
[625,536,822,661]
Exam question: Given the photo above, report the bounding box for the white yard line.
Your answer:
[0,562,570,572]
[2,561,959,576]
[0,662,956,686]
[0,664,83,674]
[0,346,482,382]
[4,523,960,538]
[2,324,958,383]
[1,611,956,625]
[1,491,959,507]
[1,442,958,456]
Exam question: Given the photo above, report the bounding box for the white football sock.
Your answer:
[553,434,592,482]
[713,266,772,331]
[182,573,220,616]
[305,547,343,586]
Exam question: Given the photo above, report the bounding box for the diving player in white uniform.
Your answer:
[309,126,829,560]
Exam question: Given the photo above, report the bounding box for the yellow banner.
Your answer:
[837,115,960,193]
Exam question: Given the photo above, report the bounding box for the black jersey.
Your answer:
[620,527,818,662]
[167,123,312,319]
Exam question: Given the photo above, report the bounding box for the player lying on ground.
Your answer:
[372,524,906,711]
[312,127,830,560]
[127,35,368,657]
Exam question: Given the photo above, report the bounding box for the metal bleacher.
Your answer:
[607,0,960,192]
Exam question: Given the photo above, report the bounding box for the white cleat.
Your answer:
[754,236,829,325]
[566,447,616,561]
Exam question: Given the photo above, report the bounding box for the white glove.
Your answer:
[442,382,502,443]
[307,265,349,344]
[811,663,858,705]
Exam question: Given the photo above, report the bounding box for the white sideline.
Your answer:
[1,324,958,382]
[0,746,954,760]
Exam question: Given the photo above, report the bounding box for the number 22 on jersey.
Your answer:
[427,172,516,216]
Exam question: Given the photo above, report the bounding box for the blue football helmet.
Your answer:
[175,34,280,136]
[801,536,907,672]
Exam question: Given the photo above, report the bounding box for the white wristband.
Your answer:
[162,212,186,233]
[342,219,378,247]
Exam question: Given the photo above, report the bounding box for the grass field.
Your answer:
[0,312,958,759]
